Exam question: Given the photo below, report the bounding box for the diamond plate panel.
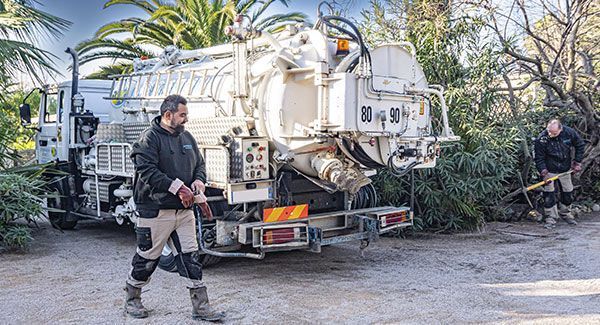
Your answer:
[96,124,127,143]
[186,117,249,146]
[123,122,151,143]
[204,148,229,183]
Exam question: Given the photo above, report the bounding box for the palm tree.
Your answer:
[77,0,307,78]
[0,0,71,95]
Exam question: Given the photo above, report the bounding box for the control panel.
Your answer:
[231,137,269,181]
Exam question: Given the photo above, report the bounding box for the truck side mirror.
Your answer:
[19,103,31,126]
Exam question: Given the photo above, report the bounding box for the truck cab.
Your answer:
[33,80,114,164]
[19,79,114,229]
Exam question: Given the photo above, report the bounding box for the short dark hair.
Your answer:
[160,95,187,116]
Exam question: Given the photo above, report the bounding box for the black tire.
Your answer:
[158,252,178,272]
[158,252,222,272]
[47,178,78,230]
[200,254,222,267]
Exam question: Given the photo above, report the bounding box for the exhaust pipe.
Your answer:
[65,47,79,113]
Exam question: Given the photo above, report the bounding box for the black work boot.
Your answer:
[190,286,225,322]
[124,283,149,318]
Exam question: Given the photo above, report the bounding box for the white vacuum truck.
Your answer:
[19,6,458,265]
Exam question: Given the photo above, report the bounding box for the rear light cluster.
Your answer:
[380,210,408,227]
[262,226,307,245]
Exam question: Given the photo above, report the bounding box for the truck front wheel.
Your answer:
[47,178,78,230]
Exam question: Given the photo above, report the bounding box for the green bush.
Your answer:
[0,165,49,249]
[0,89,49,250]
[0,224,34,249]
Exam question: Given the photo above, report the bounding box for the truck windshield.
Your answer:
[43,92,58,123]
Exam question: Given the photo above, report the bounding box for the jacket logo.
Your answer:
[182,144,193,150]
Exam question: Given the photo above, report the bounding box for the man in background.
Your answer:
[534,119,585,228]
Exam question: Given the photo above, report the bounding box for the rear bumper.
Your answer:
[237,206,412,253]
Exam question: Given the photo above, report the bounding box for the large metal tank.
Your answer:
[105,17,457,194]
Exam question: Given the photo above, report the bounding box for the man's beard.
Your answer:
[170,121,185,133]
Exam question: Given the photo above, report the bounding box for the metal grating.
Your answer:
[88,180,121,203]
[186,117,249,146]
[96,143,134,176]
[97,145,109,170]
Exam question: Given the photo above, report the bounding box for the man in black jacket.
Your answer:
[534,119,585,228]
[123,95,224,321]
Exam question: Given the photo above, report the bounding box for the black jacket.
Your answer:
[131,116,206,211]
[534,125,585,173]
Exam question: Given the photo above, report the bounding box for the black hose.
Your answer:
[352,183,378,209]
[321,16,367,56]
[387,158,420,178]
[316,15,373,74]
[342,138,385,169]
[321,20,359,44]
[346,56,360,72]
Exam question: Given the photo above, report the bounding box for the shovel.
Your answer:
[502,170,573,207]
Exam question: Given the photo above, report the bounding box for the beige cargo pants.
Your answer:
[126,209,203,288]
[543,172,575,224]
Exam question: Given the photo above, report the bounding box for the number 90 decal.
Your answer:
[389,107,401,124]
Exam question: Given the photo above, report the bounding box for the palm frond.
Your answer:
[76,0,307,68]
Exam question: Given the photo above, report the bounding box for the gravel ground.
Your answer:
[1,213,599,324]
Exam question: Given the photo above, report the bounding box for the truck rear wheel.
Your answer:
[158,250,222,271]
[47,178,78,230]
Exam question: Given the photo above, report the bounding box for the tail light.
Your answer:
[380,210,408,227]
[368,208,412,230]
[263,228,300,245]
[257,223,309,249]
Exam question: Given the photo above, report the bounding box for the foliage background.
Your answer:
[362,0,599,230]
[0,0,66,250]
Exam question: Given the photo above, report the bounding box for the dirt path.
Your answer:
[1,214,599,324]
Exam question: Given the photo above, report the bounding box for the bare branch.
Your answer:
[516,0,558,55]
[541,0,568,25]
[495,76,540,91]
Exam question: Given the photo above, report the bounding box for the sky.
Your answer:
[32,0,370,85]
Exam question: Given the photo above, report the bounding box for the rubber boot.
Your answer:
[544,206,559,229]
[559,203,577,225]
[190,286,225,322]
[124,283,149,318]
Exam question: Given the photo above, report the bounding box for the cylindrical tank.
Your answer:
[112,22,452,191]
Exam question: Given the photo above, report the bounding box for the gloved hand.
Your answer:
[177,185,194,208]
[541,169,551,182]
[191,179,205,194]
[571,161,582,173]
[198,202,214,221]
[194,191,207,204]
